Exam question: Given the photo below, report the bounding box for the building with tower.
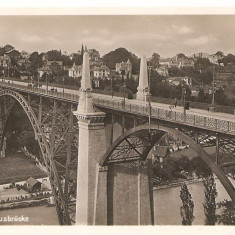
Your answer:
[115,59,132,78]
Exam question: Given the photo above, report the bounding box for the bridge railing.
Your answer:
[94,97,235,135]
[1,81,235,134]
[0,81,80,102]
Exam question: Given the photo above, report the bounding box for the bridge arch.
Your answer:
[100,124,235,203]
[0,89,71,224]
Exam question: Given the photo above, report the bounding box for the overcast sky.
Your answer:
[0,15,234,58]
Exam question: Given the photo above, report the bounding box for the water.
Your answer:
[0,178,233,225]
[154,179,232,225]
[0,205,58,225]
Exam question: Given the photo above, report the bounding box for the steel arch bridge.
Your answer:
[0,89,78,225]
[100,124,235,204]
[1,86,235,225]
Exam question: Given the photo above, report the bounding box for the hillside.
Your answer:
[102,47,140,74]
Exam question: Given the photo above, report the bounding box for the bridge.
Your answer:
[0,52,235,225]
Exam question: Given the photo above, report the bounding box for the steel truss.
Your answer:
[178,127,235,177]
[103,111,235,182]
[0,89,78,225]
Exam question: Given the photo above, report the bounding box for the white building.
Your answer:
[20,50,30,59]
[68,63,82,78]
[115,59,132,78]
[93,65,110,79]
[155,65,169,77]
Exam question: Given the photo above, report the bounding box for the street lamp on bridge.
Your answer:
[63,77,65,95]
[121,69,126,107]
[147,65,152,134]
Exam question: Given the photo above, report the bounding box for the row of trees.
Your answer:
[180,177,235,225]
[153,156,212,183]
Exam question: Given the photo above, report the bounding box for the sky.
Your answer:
[0,15,235,58]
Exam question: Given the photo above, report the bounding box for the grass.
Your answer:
[0,152,47,185]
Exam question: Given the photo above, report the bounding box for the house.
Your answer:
[179,59,195,68]
[166,77,192,87]
[152,146,170,166]
[192,52,210,59]
[116,59,132,78]
[155,65,169,76]
[159,58,172,67]
[0,54,11,67]
[20,50,30,59]
[93,65,110,79]
[68,63,82,78]
[46,60,63,72]
[26,177,42,193]
[20,71,32,80]
[17,58,31,68]
[0,188,30,201]
[209,54,223,64]
[37,66,52,78]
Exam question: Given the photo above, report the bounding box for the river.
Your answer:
[0,178,233,225]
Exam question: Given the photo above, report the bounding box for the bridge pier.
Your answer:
[93,160,154,225]
[74,111,106,225]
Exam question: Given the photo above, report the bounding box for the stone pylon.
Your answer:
[136,55,149,101]
[74,51,106,225]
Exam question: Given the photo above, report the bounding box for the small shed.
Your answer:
[26,177,42,193]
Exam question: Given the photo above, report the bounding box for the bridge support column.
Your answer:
[105,160,154,225]
[74,50,107,225]
[74,112,106,225]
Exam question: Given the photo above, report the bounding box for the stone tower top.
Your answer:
[136,55,149,101]
[80,51,92,92]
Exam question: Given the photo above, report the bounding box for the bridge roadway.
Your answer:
[0,79,235,135]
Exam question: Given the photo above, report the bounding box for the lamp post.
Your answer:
[148,66,152,133]
[63,77,65,95]
[111,76,113,97]
[46,69,48,92]
[211,65,215,107]
[37,64,40,87]
[122,70,126,107]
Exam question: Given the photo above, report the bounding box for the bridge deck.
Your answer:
[0,79,234,135]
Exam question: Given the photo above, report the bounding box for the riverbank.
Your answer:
[0,198,49,211]
[154,178,203,190]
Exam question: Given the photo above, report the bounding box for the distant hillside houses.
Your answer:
[116,59,132,78]
[69,63,82,78]
[155,65,169,77]
[166,76,192,87]
[37,67,53,78]
[20,50,31,59]
[0,54,11,67]
[192,52,223,64]
[92,65,110,79]
[159,56,195,68]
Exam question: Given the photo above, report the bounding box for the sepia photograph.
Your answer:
[0,5,235,232]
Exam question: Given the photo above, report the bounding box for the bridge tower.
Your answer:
[136,55,149,101]
[74,51,106,225]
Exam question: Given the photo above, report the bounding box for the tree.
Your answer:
[191,157,212,178]
[203,175,218,225]
[180,183,194,225]
[102,47,140,74]
[215,51,224,58]
[47,50,62,61]
[197,88,207,103]
[151,53,160,67]
[177,53,187,59]
[217,200,235,225]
